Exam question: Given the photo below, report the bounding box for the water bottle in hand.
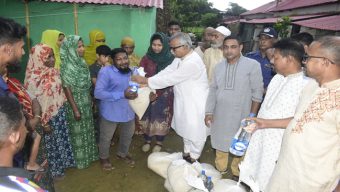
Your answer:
[129,67,139,93]
[229,119,254,156]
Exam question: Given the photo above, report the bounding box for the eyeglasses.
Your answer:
[170,45,185,51]
[302,54,335,64]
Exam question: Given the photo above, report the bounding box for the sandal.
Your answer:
[142,143,151,152]
[25,164,45,173]
[116,154,135,167]
[100,158,114,171]
[152,143,162,153]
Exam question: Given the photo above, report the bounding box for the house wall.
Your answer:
[0,0,156,81]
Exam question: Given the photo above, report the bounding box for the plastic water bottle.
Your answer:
[199,170,207,184]
[229,119,253,156]
[205,176,214,192]
[129,67,139,93]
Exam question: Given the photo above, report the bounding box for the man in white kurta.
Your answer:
[133,32,209,161]
[240,39,310,191]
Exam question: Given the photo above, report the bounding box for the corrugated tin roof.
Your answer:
[241,14,324,24]
[293,14,340,31]
[272,0,337,11]
[45,0,163,8]
[241,1,276,16]
[241,0,337,16]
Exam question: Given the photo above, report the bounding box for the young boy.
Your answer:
[90,45,111,86]
[90,45,111,143]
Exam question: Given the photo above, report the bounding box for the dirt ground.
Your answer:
[54,130,215,192]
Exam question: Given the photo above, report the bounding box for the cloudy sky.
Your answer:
[208,0,273,11]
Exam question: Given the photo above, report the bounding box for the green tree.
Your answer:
[225,2,247,16]
[274,16,291,38]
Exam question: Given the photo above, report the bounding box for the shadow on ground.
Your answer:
[55,130,215,192]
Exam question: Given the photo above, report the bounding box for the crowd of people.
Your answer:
[0,16,339,192]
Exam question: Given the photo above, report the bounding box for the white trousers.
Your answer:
[183,138,206,159]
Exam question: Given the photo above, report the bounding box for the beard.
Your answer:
[117,66,131,74]
[210,41,223,49]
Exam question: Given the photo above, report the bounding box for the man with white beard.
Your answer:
[203,26,231,83]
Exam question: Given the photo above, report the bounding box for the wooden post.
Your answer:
[24,0,31,50]
[73,3,79,35]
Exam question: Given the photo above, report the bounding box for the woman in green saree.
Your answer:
[60,35,98,169]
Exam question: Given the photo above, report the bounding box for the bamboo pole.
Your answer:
[73,3,79,35]
[24,0,31,50]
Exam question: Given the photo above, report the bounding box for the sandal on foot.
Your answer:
[116,154,135,167]
[142,143,151,152]
[100,158,114,171]
[152,144,162,153]
[25,164,45,173]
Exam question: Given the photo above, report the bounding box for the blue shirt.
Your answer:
[246,51,274,88]
[94,65,135,122]
[0,77,10,97]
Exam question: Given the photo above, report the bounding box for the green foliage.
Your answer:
[274,16,291,38]
[225,2,247,16]
[169,0,221,28]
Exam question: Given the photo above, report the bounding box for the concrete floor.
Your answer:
[54,130,215,192]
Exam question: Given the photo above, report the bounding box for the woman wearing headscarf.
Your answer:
[4,65,55,192]
[41,29,65,69]
[24,43,75,178]
[84,29,106,65]
[139,32,175,153]
[121,36,141,68]
[60,35,98,169]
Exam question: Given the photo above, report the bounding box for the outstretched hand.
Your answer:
[131,75,147,84]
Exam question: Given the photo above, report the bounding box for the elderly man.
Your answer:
[132,32,209,163]
[0,17,26,97]
[203,26,231,83]
[240,38,310,191]
[205,35,263,179]
[247,27,277,90]
[194,27,215,59]
[251,36,340,191]
[205,36,263,177]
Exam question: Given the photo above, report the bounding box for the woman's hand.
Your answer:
[73,110,81,121]
[43,124,52,133]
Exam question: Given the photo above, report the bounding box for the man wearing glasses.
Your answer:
[251,36,340,191]
[132,32,209,163]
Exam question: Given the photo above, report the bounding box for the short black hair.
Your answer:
[291,32,314,46]
[168,21,181,28]
[111,48,127,59]
[0,97,23,142]
[223,35,243,45]
[0,17,27,46]
[96,45,111,56]
[273,38,304,63]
